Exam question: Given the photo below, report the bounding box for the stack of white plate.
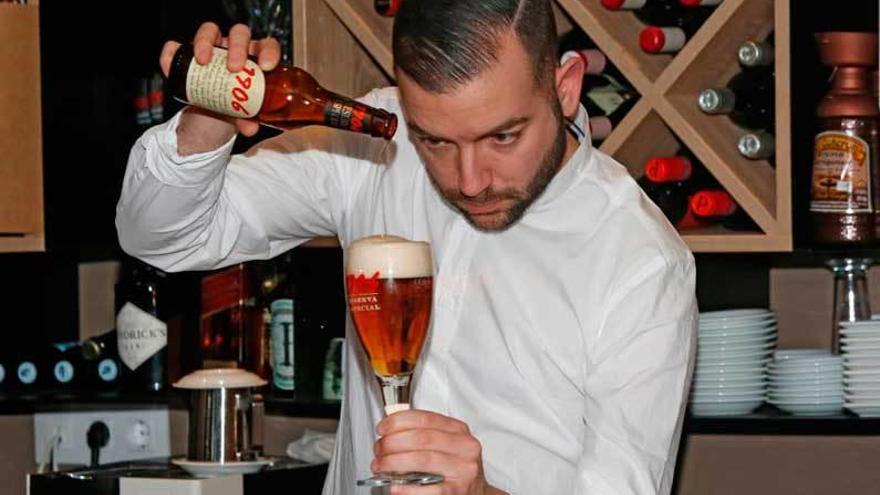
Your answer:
[840,321,880,417]
[767,350,843,416]
[691,309,776,416]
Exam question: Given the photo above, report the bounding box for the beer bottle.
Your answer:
[116,260,167,394]
[167,45,398,139]
[12,345,44,397]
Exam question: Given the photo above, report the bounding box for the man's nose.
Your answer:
[457,146,491,198]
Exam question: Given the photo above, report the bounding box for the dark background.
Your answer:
[0,0,877,348]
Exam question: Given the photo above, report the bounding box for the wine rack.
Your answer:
[293,0,792,253]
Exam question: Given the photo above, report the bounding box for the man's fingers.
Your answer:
[375,428,481,459]
[226,24,252,73]
[378,410,471,436]
[256,37,282,71]
[235,119,260,137]
[193,22,222,65]
[159,40,181,77]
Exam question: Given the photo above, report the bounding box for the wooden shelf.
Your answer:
[293,0,793,253]
[686,404,880,436]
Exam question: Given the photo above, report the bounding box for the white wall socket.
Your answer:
[34,409,171,467]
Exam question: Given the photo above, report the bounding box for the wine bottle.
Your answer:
[738,38,774,68]
[738,131,775,160]
[698,66,775,130]
[167,45,398,139]
[589,96,638,141]
[690,189,758,230]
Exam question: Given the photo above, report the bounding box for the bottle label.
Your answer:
[325,99,372,133]
[18,362,37,385]
[810,132,872,214]
[117,302,168,371]
[186,47,266,119]
[270,299,295,391]
[54,360,75,384]
[98,359,119,383]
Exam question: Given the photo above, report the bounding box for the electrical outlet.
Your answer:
[34,409,171,467]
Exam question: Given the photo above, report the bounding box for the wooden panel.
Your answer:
[683,232,790,253]
[294,0,392,97]
[0,234,44,253]
[0,4,44,243]
[604,106,679,178]
[323,0,394,78]
[678,435,880,495]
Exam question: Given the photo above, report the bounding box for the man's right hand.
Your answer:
[158,22,281,155]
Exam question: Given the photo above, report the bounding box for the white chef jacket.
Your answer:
[116,87,697,494]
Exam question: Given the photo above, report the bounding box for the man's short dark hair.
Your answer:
[392,0,558,93]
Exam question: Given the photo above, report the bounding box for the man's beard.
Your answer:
[430,100,569,232]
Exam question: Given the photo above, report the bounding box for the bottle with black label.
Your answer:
[82,330,124,394]
[116,260,167,394]
[268,253,296,393]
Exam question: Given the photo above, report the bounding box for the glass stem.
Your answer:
[377,374,412,415]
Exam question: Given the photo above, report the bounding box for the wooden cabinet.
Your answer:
[293,0,793,253]
[0,1,44,252]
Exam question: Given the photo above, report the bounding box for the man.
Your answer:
[117,0,697,493]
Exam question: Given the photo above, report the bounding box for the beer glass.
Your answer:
[346,235,443,487]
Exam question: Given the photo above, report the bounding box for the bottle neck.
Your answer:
[645,156,693,183]
[691,189,738,217]
[320,95,398,140]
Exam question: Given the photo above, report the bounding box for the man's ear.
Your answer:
[556,53,585,120]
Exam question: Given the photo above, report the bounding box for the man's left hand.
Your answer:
[372,410,506,495]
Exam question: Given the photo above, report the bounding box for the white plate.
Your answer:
[845,405,880,417]
[839,328,880,338]
[843,354,880,362]
[769,385,843,394]
[841,344,880,352]
[697,357,773,369]
[698,344,777,357]
[693,376,767,387]
[842,350,880,358]
[843,363,880,371]
[768,392,843,402]
[773,403,844,416]
[699,326,777,338]
[691,392,766,402]
[692,384,767,395]
[694,367,766,377]
[841,337,880,345]
[698,350,775,362]
[690,399,763,416]
[845,400,880,407]
[699,318,776,331]
[844,369,880,377]
[700,309,773,319]
[699,333,777,346]
[773,349,832,360]
[172,458,273,477]
[839,320,880,329]
[771,355,842,364]
[844,391,880,400]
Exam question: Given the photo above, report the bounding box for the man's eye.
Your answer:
[421,136,448,147]
[493,132,519,145]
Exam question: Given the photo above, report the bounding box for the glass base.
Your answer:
[357,471,444,487]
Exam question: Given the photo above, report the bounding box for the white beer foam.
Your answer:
[348,235,433,279]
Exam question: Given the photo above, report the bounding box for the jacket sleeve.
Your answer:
[575,253,697,494]
[115,92,393,272]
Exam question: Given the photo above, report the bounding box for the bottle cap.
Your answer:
[738,41,774,67]
[601,0,648,10]
[589,116,613,141]
[374,0,402,16]
[679,0,722,6]
[645,157,693,183]
[578,49,608,75]
[698,88,736,114]
[691,190,738,217]
[738,132,775,160]
[640,27,686,54]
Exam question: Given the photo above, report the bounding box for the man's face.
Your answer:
[396,32,577,232]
